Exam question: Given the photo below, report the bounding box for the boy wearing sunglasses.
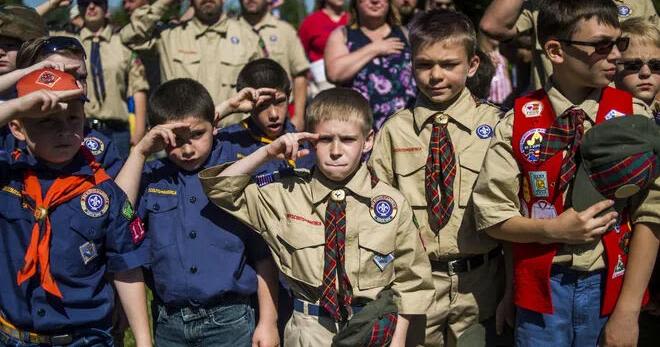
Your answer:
[472,0,658,346]
[615,17,660,124]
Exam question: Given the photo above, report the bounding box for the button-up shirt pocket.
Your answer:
[144,196,179,251]
[277,221,325,287]
[357,227,396,290]
[392,151,427,207]
[172,50,201,80]
[458,152,485,208]
[66,216,106,276]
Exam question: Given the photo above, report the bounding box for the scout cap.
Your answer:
[571,115,660,213]
[0,5,47,42]
[17,68,86,101]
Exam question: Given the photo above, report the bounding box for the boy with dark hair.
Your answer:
[472,0,658,345]
[217,58,315,175]
[369,9,504,346]
[115,78,280,347]
[0,68,151,346]
[200,87,434,346]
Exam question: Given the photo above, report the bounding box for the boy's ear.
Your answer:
[363,129,375,153]
[544,39,565,64]
[466,53,481,78]
[8,120,27,142]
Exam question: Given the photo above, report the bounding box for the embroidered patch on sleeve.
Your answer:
[130,217,146,245]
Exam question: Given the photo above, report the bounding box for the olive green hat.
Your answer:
[0,5,48,42]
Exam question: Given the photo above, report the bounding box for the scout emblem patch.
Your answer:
[519,128,546,163]
[522,101,543,118]
[130,217,146,245]
[370,195,397,224]
[476,124,493,139]
[83,137,105,156]
[36,70,61,88]
[121,200,135,220]
[617,5,631,17]
[230,36,240,44]
[79,241,98,265]
[612,254,626,278]
[531,200,556,219]
[373,253,395,271]
[604,109,626,120]
[80,188,110,218]
[529,171,549,198]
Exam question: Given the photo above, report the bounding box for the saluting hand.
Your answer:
[265,132,319,162]
[545,200,618,244]
[214,87,278,127]
[13,88,85,119]
[133,122,190,157]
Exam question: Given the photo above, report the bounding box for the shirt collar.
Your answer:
[242,13,277,31]
[412,88,478,134]
[190,14,230,38]
[311,164,373,204]
[544,79,601,122]
[80,25,114,42]
[13,148,94,177]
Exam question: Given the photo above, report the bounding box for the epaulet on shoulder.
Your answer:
[477,98,509,114]
[253,167,311,187]
[380,107,413,128]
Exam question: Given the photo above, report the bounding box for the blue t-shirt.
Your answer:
[138,138,271,306]
[0,150,148,333]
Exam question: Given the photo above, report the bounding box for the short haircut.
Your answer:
[148,78,215,126]
[621,17,660,48]
[409,9,476,57]
[16,37,83,69]
[537,0,619,45]
[236,58,291,94]
[305,88,372,135]
[466,49,494,100]
[349,0,400,28]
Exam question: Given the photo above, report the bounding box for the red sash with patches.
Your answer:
[17,147,111,298]
[511,87,638,315]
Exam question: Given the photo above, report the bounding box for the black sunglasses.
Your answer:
[617,59,660,74]
[558,37,629,55]
[39,36,87,59]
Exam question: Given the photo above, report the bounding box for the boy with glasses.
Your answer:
[472,0,658,345]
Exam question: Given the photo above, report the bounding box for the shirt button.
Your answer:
[189,196,196,204]
[190,266,198,274]
[37,309,45,317]
[153,203,160,211]
[189,231,197,239]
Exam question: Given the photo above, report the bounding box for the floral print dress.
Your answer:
[345,25,416,131]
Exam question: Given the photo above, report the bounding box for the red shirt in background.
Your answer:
[298,10,349,62]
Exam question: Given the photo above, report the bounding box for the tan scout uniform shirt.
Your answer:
[472,81,660,272]
[199,164,435,315]
[54,26,149,121]
[241,13,310,79]
[121,0,262,127]
[369,88,503,260]
[515,0,658,90]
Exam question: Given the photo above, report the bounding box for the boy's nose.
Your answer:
[638,63,652,77]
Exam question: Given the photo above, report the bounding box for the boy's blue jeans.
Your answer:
[155,298,255,347]
[0,328,113,347]
[515,265,609,347]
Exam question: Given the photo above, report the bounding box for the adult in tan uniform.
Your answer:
[38,0,149,158]
[200,88,434,346]
[480,0,659,90]
[120,0,263,128]
[240,0,310,131]
[369,10,503,346]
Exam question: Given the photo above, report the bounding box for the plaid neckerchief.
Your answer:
[539,107,587,193]
[425,114,456,231]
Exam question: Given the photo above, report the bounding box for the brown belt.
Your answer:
[0,314,74,345]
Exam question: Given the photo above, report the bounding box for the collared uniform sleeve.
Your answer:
[119,0,169,49]
[472,111,523,231]
[368,123,396,186]
[391,198,434,314]
[104,184,149,273]
[286,25,310,76]
[126,52,149,96]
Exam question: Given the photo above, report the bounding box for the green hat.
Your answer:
[0,5,48,42]
[571,115,660,213]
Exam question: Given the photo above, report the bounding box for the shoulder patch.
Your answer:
[83,137,105,156]
[254,168,311,187]
[121,200,135,220]
[370,195,398,224]
[476,124,493,139]
[80,188,110,218]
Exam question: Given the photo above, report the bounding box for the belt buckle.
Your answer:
[447,259,458,276]
[50,334,73,345]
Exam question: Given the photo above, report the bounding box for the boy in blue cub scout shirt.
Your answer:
[216,58,315,176]
[0,68,151,346]
[116,78,280,347]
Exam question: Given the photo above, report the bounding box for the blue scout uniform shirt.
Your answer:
[0,150,148,333]
[0,126,124,178]
[218,117,315,176]
[138,137,270,307]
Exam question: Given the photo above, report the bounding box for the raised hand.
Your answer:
[265,132,319,161]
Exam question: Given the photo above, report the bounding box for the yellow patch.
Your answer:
[147,188,177,196]
[1,186,21,198]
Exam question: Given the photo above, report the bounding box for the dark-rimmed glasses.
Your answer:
[558,37,629,55]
